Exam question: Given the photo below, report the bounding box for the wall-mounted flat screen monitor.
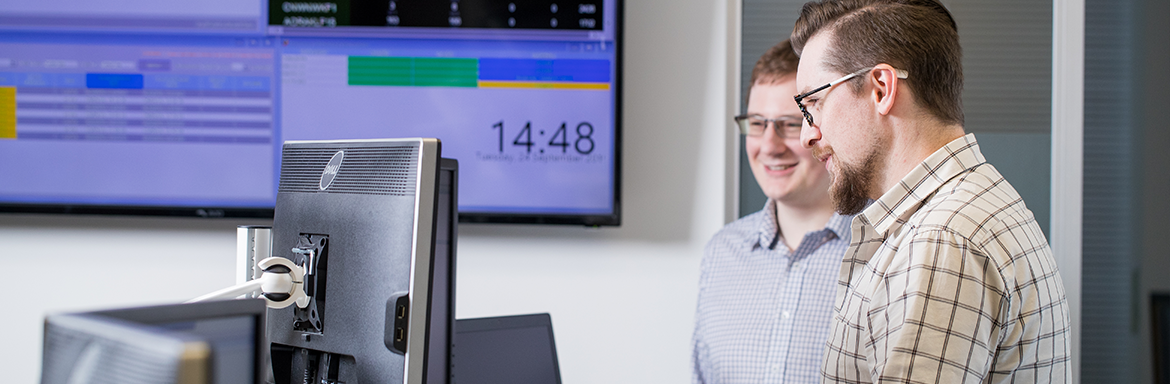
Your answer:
[0,0,622,226]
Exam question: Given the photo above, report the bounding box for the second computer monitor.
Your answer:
[41,299,267,384]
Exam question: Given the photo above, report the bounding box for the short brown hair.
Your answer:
[790,0,964,125]
[751,39,800,85]
[746,39,800,104]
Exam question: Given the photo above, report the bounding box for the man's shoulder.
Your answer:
[709,209,766,248]
[705,208,773,259]
[912,162,1044,245]
[700,209,766,285]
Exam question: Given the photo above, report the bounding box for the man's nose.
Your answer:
[760,122,790,154]
[799,121,820,149]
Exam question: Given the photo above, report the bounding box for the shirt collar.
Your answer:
[756,199,851,250]
[758,199,781,249]
[860,133,986,236]
[823,210,852,240]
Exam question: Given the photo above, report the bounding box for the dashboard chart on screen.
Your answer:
[0,0,622,225]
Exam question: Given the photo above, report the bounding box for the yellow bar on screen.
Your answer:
[477,81,610,90]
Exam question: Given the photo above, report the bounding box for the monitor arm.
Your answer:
[188,257,310,309]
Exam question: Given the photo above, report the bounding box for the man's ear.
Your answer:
[868,64,900,116]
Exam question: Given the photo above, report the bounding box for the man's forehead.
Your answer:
[752,74,797,89]
[747,79,798,108]
[749,79,796,99]
[795,33,833,91]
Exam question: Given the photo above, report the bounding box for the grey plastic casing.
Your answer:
[268,138,440,384]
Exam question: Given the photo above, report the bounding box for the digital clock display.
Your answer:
[490,121,596,155]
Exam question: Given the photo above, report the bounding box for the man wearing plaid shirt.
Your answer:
[788,0,1072,383]
[692,39,853,383]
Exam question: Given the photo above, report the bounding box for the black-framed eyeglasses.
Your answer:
[793,66,909,126]
[733,114,804,138]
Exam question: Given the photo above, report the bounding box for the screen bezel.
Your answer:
[0,203,273,218]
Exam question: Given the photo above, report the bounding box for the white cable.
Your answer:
[187,278,265,303]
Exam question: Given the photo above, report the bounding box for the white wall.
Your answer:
[0,0,734,382]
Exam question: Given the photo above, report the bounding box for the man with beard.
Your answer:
[789,0,1071,382]
[692,39,851,384]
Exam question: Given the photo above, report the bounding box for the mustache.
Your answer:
[811,145,833,162]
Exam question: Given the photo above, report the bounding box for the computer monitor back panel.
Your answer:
[92,299,267,384]
[453,314,562,384]
[268,138,439,384]
[41,299,268,384]
[42,314,211,384]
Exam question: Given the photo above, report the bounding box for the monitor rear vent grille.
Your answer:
[279,146,419,196]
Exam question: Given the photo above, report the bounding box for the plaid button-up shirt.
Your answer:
[821,134,1072,383]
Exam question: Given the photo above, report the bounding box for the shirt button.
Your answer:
[782,311,792,319]
[771,364,780,372]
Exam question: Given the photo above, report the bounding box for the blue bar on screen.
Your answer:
[478,59,610,82]
[86,73,145,89]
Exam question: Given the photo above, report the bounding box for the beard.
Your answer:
[815,145,880,215]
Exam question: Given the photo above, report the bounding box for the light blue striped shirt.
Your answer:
[693,200,852,384]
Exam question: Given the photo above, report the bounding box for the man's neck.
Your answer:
[774,199,835,252]
[872,120,966,199]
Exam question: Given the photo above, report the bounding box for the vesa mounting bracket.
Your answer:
[291,234,328,334]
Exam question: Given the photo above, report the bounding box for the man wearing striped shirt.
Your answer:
[692,39,853,384]
[790,0,1071,382]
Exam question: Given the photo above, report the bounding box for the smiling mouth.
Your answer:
[765,164,796,171]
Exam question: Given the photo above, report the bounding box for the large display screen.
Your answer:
[0,0,621,225]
